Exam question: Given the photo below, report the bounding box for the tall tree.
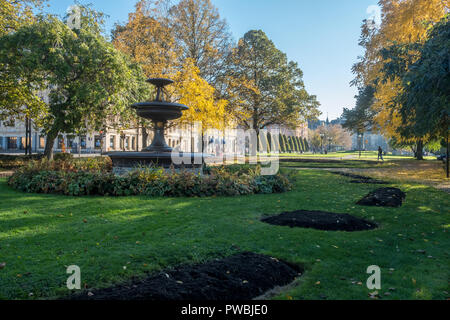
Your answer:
[383,16,449,171]
[168,0,232,85]
[168,58,227,131]
[342,85,376,137]
[0,0,48,124]
[111,0,178,77]
[0,8,148,159]
[351,0,448,158]
[226,30,320,136]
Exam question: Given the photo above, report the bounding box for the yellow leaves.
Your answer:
[112,3,178,77]
[169,58,227,130]
[356,0,448,141]
[379,0,447,44]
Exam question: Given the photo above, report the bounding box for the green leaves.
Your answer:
[342,85,376,135]
[8,163,292,197]
[0,10,148,156]
[226,30,320,131]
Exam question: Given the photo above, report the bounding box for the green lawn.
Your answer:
[0,170,448,300]
[275,151,435,161]
[280,160,398,169]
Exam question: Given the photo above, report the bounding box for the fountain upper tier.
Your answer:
[131,78,189,122]
[132,101,188,122]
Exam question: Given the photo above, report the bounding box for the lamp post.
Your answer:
[320,133,325,154]
[357,133,363,158]
[328,137,332,154]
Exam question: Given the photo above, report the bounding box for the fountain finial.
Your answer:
[146,78,174,101]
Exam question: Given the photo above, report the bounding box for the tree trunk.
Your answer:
[446,133,449,179]
[27,118,32,155]
[141,121,148,150]
[25,117,29,156]
[416,139,424,160]
[44,130,59,160]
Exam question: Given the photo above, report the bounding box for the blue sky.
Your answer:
[45,0,379,121]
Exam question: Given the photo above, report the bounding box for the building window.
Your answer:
[125,136,130,150]
[120,136,124,150]
[7,137,18,149]
[132,137,136,150]
[0,137,3,150]
[20,137,26,150]
[110,136,116,150]
[67,137,76,149]
[80,136,87,149]
[94,135,102,149]
[57,137,65,150]
[39,136,45,149]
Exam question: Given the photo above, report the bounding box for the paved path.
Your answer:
[287,166,450,193]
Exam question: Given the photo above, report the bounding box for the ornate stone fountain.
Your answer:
[107,78,206,174]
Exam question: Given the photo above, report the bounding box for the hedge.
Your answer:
[8,163,292,197]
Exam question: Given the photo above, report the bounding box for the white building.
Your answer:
[351,131,390,152]
[0,117,308,156]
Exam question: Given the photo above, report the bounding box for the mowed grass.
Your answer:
[280,160,398,169]
[0,170,449,300]
[277,151,435,161]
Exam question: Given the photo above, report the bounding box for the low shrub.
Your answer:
[0,154,112,172]
[8,164,292,197]
[0,154,44,170]
[53,153,74,161]
[18,157,113,173]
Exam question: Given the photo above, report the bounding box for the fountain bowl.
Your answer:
[107,77,209,175]
[132,101,188,122]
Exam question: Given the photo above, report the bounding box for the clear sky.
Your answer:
[45,0,379,121]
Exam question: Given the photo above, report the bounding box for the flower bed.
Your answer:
[8,160,292,197]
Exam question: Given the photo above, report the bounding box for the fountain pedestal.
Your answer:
[107,78,208,174]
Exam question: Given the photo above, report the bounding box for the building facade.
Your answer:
[0,118,309,155]
[351,131,390,152]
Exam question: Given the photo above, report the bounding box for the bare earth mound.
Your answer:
[261,210,377,232]
[330,171,388,184]
[69,252,302,300]
[357,187,406,207]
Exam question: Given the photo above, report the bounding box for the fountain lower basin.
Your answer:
[106,78,209,175]
[108,151,209,175]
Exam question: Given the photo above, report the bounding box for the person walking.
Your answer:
[378,146,384,161]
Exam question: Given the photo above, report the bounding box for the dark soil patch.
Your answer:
[330,171,388,184]
[69,252,302,300]
[357,187,406,207]
[261,210,377,232]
